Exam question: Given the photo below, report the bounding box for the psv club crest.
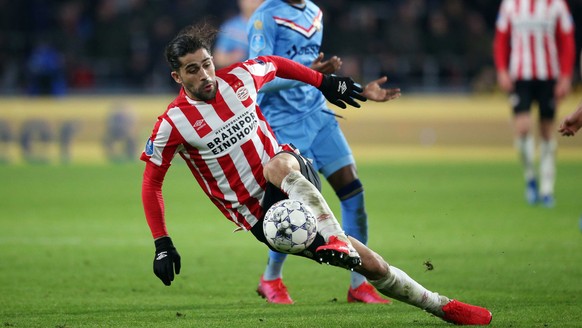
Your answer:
[236,86,249,101]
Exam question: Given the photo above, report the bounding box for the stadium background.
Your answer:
[0,0,581,164]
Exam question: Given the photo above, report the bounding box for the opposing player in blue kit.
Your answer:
[248,0,400,304]
[213,0,263,68]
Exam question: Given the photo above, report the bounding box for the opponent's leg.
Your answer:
[262,250,287,281]
[257,250,293,304]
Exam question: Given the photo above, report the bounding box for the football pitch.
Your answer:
[1,94,582,327]
[1,160,581,327]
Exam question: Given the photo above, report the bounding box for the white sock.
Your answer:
[514,134,535,181]
[539,139,556,196]
[281,171,343,242]
[369,266,449,316]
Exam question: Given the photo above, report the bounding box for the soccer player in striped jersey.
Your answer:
[247,0,399,304]
[494,0,576,207]
[140,23,492,326]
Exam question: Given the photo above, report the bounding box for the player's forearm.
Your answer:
[260,77,306,93]
[571,103,582,127]
[142,163,169,239]
[266,55,323,88]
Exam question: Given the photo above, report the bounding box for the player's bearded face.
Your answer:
[175,49,217,101]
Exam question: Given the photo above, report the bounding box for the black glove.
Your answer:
[317,74,367,109]
[153,236,181,286]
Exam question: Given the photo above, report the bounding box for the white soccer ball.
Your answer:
[263,199,317,254]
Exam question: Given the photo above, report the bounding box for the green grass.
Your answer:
[1,161,582,327]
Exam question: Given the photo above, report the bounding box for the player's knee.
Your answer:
[263,153,299,187]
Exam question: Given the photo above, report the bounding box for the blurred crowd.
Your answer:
[1,0,581,95]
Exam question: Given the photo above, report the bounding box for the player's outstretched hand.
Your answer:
[311,52,342,75]
[318,74,367,109]
[558,104,582,137]
[363,76,401,102]
[153,236,181,286]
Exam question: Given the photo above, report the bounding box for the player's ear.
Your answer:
[171,71,182,84]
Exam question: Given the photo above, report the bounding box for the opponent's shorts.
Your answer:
[511,80,557,120]
[251,150,326,260]
[271,110,355,178]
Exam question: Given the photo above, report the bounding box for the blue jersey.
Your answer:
[247,0,327,128]
[215,15,249,58]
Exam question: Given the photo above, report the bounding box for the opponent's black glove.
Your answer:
[317,74,367,109]
[153,236,181,286]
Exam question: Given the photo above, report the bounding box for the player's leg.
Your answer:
[256,250,293,304]
[313,112,389,303]
[257,160,293,303]
[348,237,492,325]
[257,117,320,303]
[264,151,360,268]
[253,168,492,324]
[257,147,323,304]
[265,152,342,241]
[512,81,537,204]
[537,80,558,207]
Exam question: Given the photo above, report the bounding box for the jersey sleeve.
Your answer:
[140,115,183,239]
[493,1,511,72]
[142,161,170,239]
[555,0,576,77]
[260,77,305,92]
[247,8,276,60]
[242,56,322,91]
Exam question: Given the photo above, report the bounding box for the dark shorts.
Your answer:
[511,80,557,120]
[250,150,326,260]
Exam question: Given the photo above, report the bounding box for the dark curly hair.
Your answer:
[165,23,218,71]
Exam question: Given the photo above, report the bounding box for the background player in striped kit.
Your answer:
[493,0,576,207]
[140,23,492,326]
[248,0,400,304]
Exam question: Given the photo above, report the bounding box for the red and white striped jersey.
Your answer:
[141,56,322,237]
[493,0,576,81]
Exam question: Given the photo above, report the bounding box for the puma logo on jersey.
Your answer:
[156,251,168,261]
[338,81,347,94]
